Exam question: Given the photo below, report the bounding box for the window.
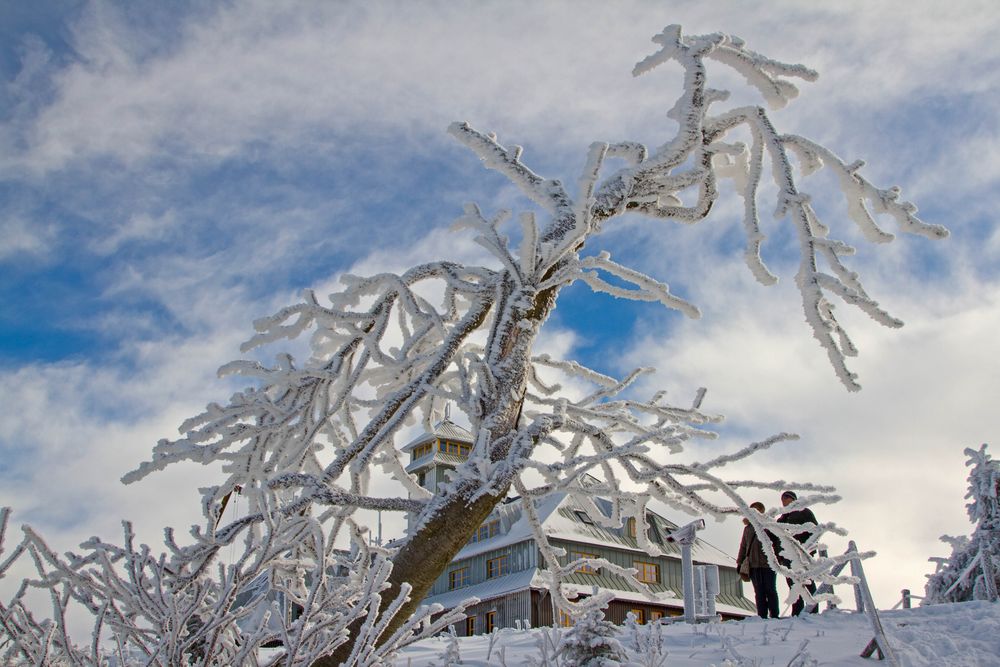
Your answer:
[448,567,469,590]
[417,471,426,487]
[626,517,637,538]
[574,510,594,525]
[469,519,500,544]
[465,616,476,636]
[634,560,659,583]
[630,608,646,624]
[570,551,598,574]
[438,439,472,457]
[650,610,664,623]
[485,611,497,633]
[558,610,575,627]
[486,554,509,579]
[412,442,432,460]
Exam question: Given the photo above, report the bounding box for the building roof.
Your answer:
[452,488,737,568]
[422,566,753,618]
[421,568,546,610]
[404,450,470,474]
[400,417,474,452]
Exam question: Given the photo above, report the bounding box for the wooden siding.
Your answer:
[448,590,533,636]
[549,537,754,615]
[605,600,682,625]
[532,589,554,628]
[429,539,538,597]
[549,538,685,598]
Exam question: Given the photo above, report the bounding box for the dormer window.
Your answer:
[438,439,472,458]
[468,519,500,544]
[411,442,432,461]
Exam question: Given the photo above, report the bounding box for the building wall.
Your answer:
[429,539,539,597]
[547,538,752,616]
[450,590,534,636]
[547,538,686,596]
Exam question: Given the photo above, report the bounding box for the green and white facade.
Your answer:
[402,418,755,635]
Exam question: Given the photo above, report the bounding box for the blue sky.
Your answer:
[2,0,999,617]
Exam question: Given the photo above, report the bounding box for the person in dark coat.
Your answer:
[777,490,818,616]
[736,501,780,618]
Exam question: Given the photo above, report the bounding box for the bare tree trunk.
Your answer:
[314,482,512,666]
[313,279,561,666]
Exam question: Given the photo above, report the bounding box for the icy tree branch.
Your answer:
[4,22,945,665]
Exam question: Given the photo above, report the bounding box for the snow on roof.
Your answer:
[404,450,469,474]
[401,418,474,451]
[452,489,737,568]
[452,492,562,561]
[423,569,752,618]
[421,568,546,610]
[554,581,750,616]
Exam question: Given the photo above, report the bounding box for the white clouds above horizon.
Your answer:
[4,1,997,178]
[1,0,999,622]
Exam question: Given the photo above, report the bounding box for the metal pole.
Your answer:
[681,542,695,623]
[667,519,705,623]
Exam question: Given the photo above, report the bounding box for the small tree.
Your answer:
[558,608,628,667]
[925,444,1000,603]
[2,24,946,666]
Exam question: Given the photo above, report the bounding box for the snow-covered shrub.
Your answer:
[625,612,669,667]
[1,22,945,667]
[558,608,628,667]
[526,626,564,667]
[431,629,463,666]
[925,444,1000,603]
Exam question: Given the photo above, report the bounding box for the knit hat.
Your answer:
[781,490,797,501]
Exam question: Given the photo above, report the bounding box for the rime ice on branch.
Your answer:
[3,24,945,666]
[925,445,1000,604]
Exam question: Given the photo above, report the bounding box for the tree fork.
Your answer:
[313,275,560,666]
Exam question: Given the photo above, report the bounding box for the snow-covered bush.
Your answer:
[431,629,463,666]
[558,608,628,667]
[1,23,944,666]
[624,613,669,667]
[925,444,1000,603]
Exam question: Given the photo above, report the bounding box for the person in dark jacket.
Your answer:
[777,490,818,616]
[736,501,780,618]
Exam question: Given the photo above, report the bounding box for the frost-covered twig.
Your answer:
[5,22,945,665]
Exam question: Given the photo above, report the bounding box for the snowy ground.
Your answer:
[391,601,1000,666]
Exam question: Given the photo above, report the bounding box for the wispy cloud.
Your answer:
[0,213,55,261]
[1,0,998,618]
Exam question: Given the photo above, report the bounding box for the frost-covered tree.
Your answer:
[1,24,946,666]
[431,630,463,667]
[925,444,1000,604]
[558,608,628,667]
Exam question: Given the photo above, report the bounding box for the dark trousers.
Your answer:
[785,577,818,616]
[750,567,780,618]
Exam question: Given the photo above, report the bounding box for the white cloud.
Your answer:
[7,0,997,176]
[0,214,55,260]
[89,210,175,255]
[618,252,1000,607]
[2,0,999,629]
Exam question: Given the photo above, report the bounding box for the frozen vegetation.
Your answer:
[0,23,948,667]
[925,445,1000,604]
[387,601,1000,667]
